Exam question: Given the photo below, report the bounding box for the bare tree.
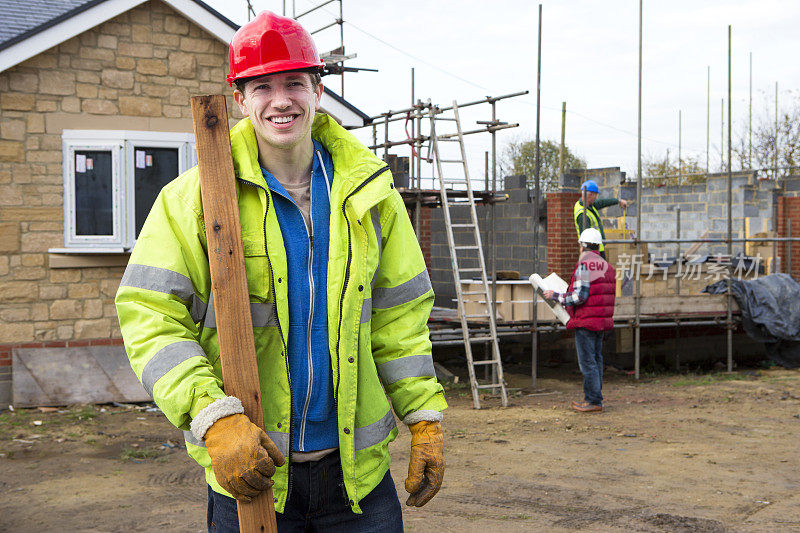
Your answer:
[734,90,800,180]
[501,137,586,191]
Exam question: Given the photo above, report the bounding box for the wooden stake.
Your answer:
[191,94,278,533]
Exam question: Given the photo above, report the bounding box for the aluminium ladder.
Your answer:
[427,101,508,409]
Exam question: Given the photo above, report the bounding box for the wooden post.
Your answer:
[191,95,278,533]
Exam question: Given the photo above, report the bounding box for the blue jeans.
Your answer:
[574,327,604,405]
[207,452,403,533]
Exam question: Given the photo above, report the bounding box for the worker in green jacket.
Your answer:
[573,179,628,258]
[115,11,446,532]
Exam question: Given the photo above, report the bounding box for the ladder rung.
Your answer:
[439,159,464,163]
[476,383,504,389]
[469,336,496,343]
[447,202,471,207]
[435,118,457,122]
[433,338,491,346]
[461,291,486,295]
[458,268,482,272]
[472,359,499,365]
[450,223,475,228]
[436,137,460,142]
[454,245,479,250]
[464,313,488,318]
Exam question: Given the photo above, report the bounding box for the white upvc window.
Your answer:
[61,130,196,251]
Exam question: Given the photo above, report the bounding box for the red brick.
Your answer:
[67,340,90,347]
[90,338,113,346]
[18,342,43,349]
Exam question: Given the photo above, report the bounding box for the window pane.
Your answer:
[134,147,179,237]
[75,150,113,236]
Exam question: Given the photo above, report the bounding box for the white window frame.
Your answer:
[62,141,124,248]
[61,130,196,251]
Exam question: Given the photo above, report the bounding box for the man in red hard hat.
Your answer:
[115,10,447,533]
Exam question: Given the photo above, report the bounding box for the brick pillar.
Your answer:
[546,191,581,282]
[407,206,432,270]
[419,206,432,269]
[777,196,800,280]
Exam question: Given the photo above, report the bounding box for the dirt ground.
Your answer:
[1,365,799,533]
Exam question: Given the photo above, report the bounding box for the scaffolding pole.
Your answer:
[635,0,643,380]
[531,3,542,389]
[727,25,733,373]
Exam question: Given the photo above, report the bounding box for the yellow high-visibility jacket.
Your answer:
[573,199,606,252]
[115,114,447,513]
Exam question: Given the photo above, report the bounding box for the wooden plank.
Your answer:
[613,294,739,318]
[12,346,149,407]
[191,95,277,533]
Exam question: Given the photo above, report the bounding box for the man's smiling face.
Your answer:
[233,71,323,154]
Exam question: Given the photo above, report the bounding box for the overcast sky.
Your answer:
[206,0,800,182]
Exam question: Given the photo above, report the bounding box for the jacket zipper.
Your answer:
[299,173,315,451]
[236,177,294,502]
[333,166,390,406]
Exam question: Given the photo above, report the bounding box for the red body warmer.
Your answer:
[565,250,616,331]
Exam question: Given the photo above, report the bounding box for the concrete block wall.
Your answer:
[592,170,794,258]
[0,2,241,402]
[425,175,547,307]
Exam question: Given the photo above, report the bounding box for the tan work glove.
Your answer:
[405,420,445,507]
[204,413,286,502]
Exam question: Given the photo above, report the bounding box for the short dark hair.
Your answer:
[583,242,600,251]
[234,68,322,95]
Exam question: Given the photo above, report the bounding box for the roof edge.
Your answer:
[323,86,371,123]
[0,0,108,54]
[187,0,238,31]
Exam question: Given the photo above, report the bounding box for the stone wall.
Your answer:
[0,1,242,401]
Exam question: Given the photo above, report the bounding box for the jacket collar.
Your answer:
[229,114,392,218]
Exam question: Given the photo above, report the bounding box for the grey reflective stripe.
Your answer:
[141,341,206,397]
[360,298,372,324]
[355,409,396,451]
[372,270,432,309]
[190,294,207,323]
[204,293,277,329]
[121,263,206,322]
[371,207,382,290]
[250,302,279,328]
[120,263,194,301]
[184,430,204,448]
[266,431,289,458]
[377,354,435,385]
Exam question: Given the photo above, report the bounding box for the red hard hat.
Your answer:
[227,11,324,85]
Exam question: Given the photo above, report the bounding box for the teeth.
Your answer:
[270,116,294,124]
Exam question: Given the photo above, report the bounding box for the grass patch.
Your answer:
[442,380,472,397]
[672,372,751,387]
[0,410,33,431]
[66,406,97,422]
[120,446,163,461]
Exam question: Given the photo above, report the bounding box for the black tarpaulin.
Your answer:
[703,274,800,368]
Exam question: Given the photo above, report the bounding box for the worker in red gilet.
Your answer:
[543,228,616,412]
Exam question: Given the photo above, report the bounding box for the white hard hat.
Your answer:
[578,227,603,246]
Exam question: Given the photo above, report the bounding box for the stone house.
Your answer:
[0,0,369,404]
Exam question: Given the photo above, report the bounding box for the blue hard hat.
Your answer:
[580,180,599,193]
